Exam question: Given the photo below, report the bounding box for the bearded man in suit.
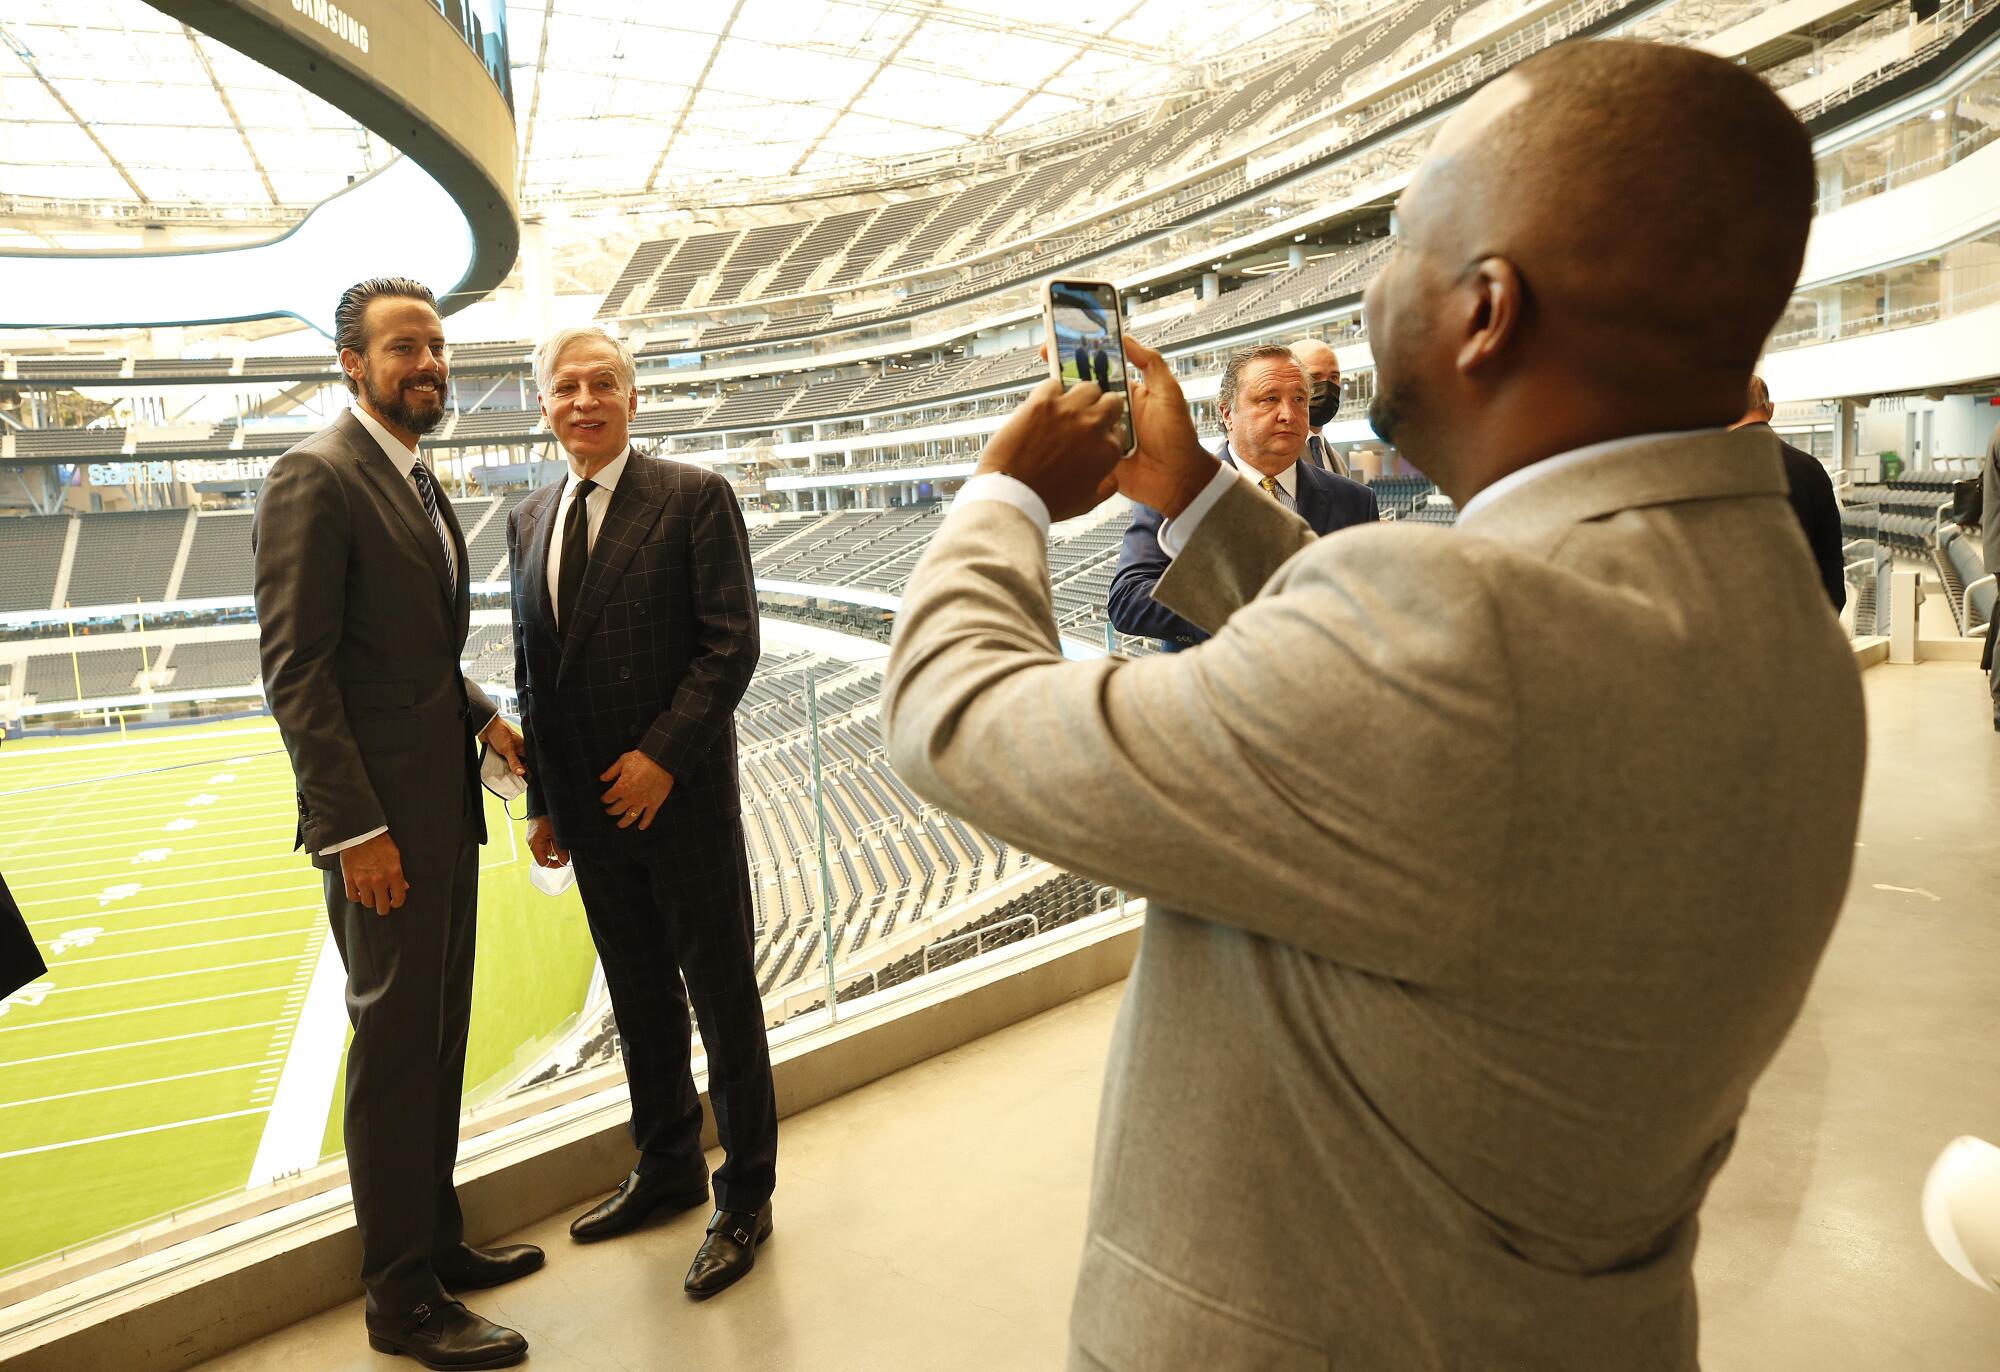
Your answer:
[255,277,534,1370]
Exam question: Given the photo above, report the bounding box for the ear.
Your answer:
[339,346,365,389]
[1455,257,1526,377]
[626,385,639,418]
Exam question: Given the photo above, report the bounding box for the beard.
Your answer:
[1366,384,1406,447]
[362,367,447,436]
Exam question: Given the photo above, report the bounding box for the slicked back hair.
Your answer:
[333,277,440,395]
[1219,343,1304,414]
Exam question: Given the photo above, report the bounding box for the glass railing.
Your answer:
[0,601,1129,1291]
[1771,225,2000,349]
[1815,51,2000,213]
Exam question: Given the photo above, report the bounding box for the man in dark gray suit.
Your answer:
[255,278,535,1370]
[1736,374,1846,611]
[506,326,775,1298]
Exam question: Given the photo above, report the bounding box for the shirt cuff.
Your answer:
[320,825,387,858]
[1157,464,1242,559]
[952,472,1050,537]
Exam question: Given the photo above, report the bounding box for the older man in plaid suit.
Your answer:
[506,325,775,1298]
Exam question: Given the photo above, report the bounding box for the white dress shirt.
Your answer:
[321,405,478,858]
[546,447,632,628]
[349,403,458,590]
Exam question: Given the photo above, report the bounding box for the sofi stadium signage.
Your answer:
[87,458,278,487]
[291,0,369,54]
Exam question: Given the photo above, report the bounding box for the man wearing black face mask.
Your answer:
[1292,338,1352,477]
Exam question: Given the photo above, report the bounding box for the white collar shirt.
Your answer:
[349,403,457,589]
[546,447,632,627]
[1227,445,1298,512]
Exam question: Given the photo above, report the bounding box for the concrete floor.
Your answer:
[197,659,2000,1372]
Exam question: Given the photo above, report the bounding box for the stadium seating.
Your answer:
[176,512,257,599]
[0,516,70,613]
[64,509,188,607]
[16,428,125,457]
[21,645,147,701]
[162,637,262,690]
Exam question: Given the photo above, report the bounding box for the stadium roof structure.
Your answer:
[1,0,1336,244]
[506,0,1329,206]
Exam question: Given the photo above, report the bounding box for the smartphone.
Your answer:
[1042,278,1137,456]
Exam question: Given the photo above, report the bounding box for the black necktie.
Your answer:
[556,478,598,632]
[408,461,457,599]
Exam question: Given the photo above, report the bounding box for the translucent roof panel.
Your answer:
[0,1,386,220]
[510,0,1322,202]
[3,0,1327,227]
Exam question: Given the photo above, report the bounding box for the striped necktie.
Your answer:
[408,461,458,599]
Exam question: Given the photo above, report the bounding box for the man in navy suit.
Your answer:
[1109,343,1377,650]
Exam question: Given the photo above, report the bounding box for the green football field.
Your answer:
[0,716,599,1274]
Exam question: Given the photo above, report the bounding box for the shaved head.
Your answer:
[1291,337,1339,377]
[1363,40,1814,499]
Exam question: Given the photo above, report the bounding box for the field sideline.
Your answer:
[0,716,598,1274]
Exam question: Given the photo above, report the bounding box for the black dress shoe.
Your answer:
[684,1202,772,1298]
[365,1299,526,1369]
[435,1242,545,1292]
[569,1166,708,1242]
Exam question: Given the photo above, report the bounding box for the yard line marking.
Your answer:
[32,903,325,938]
[0,836,300,878]
[43,955,301,995]
[0,984,294,1034]
[45,929,315,967]
[0,1061,272,1111]
[0,726,277,760]
[14,865,305,900]
[0,1107,270,1161]
[27,885,320,925]
[249,930,348,1187]
[0,1019,286,1069]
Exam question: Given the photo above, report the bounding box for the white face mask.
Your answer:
[529,857,576,897]
[479,744,528,803]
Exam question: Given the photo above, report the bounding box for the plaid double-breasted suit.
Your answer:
[507,449,776,1210]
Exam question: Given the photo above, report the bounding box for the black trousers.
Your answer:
[570,825,776,1214]
[324,835,479,1319]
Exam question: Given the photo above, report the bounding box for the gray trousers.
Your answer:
[323,834,480,1319]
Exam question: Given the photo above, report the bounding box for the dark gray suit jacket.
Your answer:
[507,452,759,852]
[253,410,495,877]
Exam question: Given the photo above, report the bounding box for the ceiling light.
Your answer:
[1931,107,1949,120]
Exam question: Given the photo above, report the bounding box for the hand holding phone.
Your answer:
[1043,278,1137,456]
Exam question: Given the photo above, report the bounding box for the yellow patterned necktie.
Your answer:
[1259,476,1279,497]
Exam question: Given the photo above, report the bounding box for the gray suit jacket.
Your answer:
[883,427,1866,1371]
[253,411,495,877]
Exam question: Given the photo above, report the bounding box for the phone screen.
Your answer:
[1048,280,1134,452]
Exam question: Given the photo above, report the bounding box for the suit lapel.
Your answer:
[556,456,665,685]
[339,411,454,599]
[1291,461,1326,533]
